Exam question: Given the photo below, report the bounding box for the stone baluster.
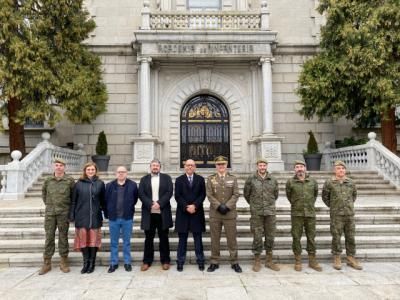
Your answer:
[261,1,270,30]
[260,57,274,135]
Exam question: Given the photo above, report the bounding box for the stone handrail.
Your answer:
[140,0,270,31]
[0,132,86,200]
[323,132,400,188]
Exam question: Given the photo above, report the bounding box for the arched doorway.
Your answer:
[180,94,230,168]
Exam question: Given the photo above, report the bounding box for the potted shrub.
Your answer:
[91,131,110,171]
[303,130,322,171]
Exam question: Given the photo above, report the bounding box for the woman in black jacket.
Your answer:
[70,162,105,274]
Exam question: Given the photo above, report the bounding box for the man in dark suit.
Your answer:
[174,159,206,272]
[138,159,173,271]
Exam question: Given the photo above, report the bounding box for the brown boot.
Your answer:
[308,254,322,272]
[38,257,52,275]
[265,252,280,271]
[294,255,302,271]
[333,255,342,270]
[347,256,363,270]
[60,256,70,273]
[252,254,261,272]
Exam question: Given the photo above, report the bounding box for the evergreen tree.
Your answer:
[297,0,400,152]
[0,0,107,155]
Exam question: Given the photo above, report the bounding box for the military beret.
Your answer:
[214,155,228,164]
[256,158,268,164]
[294,160,306,166]
[334,160,346,168]
[54,158,66,165]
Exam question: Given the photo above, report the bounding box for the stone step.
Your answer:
[0,235,399,253]
[1,214,399,228]
[1,204,399,218]
[1,224,398,240]
[3,247,400,268]
[27,182,397,193]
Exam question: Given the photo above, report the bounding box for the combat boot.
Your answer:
[346,256,363,270]
[252,254,261,272]
[265,252,280,271]
[294,255,302,271]
[38,257,52,275]
[60,256,70,273]
[333,255,342,270]
[308,254,322,272]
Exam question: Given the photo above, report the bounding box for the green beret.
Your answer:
[214,156,228,164]
[54,158,66,165]
[334,160,346,168]
[256,158,268,164]
[294,160,306,166]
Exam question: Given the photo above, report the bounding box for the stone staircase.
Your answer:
[0,170,399,267]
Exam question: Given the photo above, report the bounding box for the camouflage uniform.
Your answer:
[206,172,240,264]
[42,174,75,258]
[322,176,357,256]
[286,175,318,255]
[243,172,279,255]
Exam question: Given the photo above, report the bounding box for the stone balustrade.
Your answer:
[0,132,86,200]
[149,11,261,30]
[323,132,400,188]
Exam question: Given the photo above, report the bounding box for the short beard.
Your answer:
[296,171,305,177]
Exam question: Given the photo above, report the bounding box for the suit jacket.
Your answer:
[138,173,173,230]
[174,173,206,233]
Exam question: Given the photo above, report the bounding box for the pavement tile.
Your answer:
[345,272,396,285]
[326,285,382,299]
[365,284,400,299]
[206,286,249,300]
[240,273,281,287]
[277,273,358,286]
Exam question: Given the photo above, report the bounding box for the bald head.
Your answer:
[115,166,128,183]
[184,159,196,176]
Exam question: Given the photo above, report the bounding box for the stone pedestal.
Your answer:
[257,135,285,171]
[130,137,161,172]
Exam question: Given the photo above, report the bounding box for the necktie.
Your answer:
[188,176,193,187]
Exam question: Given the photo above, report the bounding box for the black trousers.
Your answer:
[143,213,170,265]
[177,232,205,265]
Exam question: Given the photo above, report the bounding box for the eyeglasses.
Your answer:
[117,171,127,174]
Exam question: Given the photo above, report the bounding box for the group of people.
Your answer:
[38,155,362,275]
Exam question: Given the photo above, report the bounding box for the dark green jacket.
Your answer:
[286,175,318,217]
[42,174,75,216]
[322,177,357,216]
[243,172,279,216]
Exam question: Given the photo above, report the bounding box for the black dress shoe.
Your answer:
[124,264,132,272]
[198,264,205,271]
[177,264,183,272]
[207,264,219,272]
[108,265,118,273]
[231,264,242,273]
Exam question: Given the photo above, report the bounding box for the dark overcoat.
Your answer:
[174,173,206,233]
[69,176,105,229]
[138,173,173,231]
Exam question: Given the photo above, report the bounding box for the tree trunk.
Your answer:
[7,97,26,157]
[380,108,397,154]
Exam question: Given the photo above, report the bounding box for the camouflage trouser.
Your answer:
[330,215,356,256]
[250,215,276,255]
[43,213,70,258]
[291,216,317,255]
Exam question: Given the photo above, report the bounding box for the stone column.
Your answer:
[138,56,152,137]
[131,56,158,172]
[260,56,274,135]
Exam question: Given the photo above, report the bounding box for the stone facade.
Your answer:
[4,0,388,171]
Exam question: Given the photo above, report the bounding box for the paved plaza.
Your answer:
[0,262,399,299]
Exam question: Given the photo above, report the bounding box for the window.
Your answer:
[187,0,221,10]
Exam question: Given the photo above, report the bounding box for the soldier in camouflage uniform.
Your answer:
[286,160,322,272]
[243,158,280,272]
[206,156,242,273]
[39,158,75,275]
[322,160,362,270]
